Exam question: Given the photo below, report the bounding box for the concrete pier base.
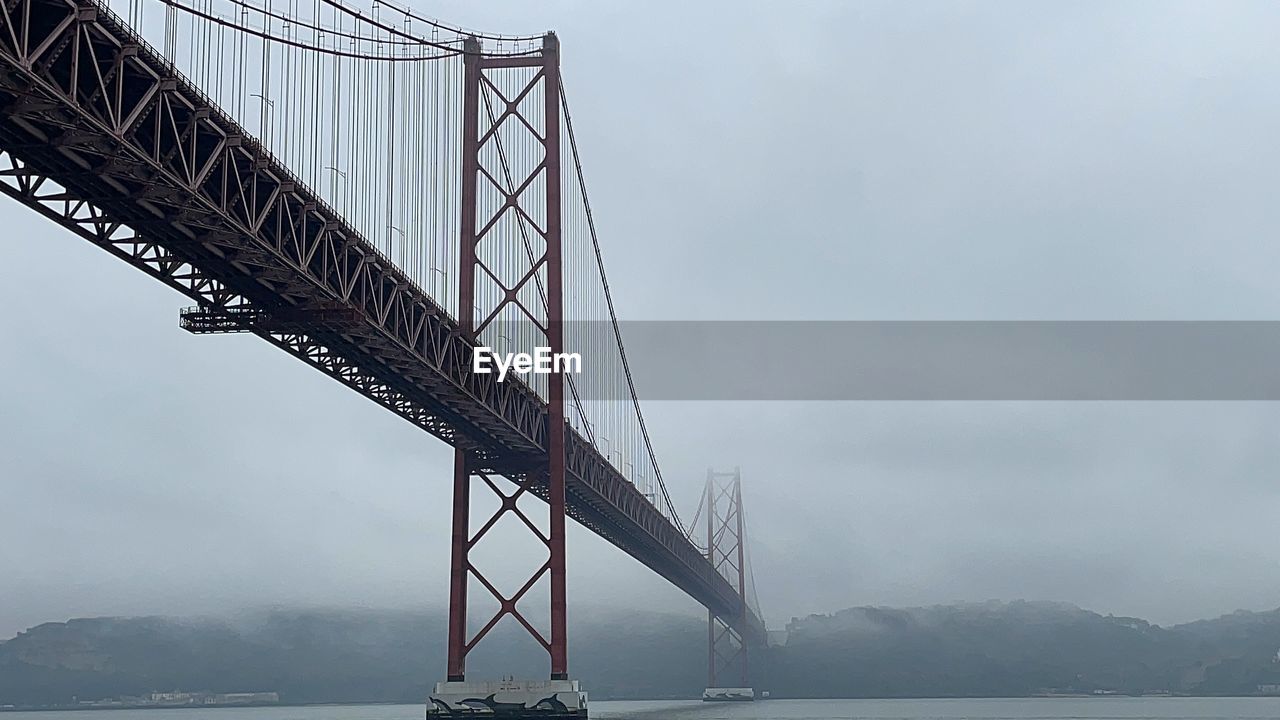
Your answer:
[702,687,755,702]
[426,679,587,719]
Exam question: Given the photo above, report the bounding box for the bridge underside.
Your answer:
[0,0,765,643]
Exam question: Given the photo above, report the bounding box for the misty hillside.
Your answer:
[0,607,705,706]
[772,601,1280,697]
[6,601,1280,706]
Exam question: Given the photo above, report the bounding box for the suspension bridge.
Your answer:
[0,0,765,715]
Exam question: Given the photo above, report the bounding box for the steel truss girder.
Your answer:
[0,0,546,463]
[0,0,764,647]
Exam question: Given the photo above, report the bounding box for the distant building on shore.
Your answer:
[209,693,280,705]
[120,691,280,707]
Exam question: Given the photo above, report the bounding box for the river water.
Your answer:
[12,698,1280,720]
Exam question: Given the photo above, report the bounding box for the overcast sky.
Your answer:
[6,0,1280,641]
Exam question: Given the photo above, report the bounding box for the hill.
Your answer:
[0,607,705,706]
[7,601,1280,705]
[769,600,1280,697]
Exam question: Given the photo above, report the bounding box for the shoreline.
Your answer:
[7,695,1280,712]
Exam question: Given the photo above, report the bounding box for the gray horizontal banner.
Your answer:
[504,321,1280,400]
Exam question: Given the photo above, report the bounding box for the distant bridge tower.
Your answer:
[701,468,756,702]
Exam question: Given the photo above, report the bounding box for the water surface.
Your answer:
[14,699,1280,720]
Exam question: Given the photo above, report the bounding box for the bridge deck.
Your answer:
[0,0,765,642]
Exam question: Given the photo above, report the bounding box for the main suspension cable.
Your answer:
[561,84,687,538]
[159,0,543,60]
[159,0,458,60]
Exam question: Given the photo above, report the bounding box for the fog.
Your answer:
[5,0,1280,640]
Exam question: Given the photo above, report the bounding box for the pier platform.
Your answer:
[427,679,587,719]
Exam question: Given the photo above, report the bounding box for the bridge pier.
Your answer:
[428,680,587,719]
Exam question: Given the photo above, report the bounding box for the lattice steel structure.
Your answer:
[447,33,570,681]
[705,468,751,689]
[0,0,766,684]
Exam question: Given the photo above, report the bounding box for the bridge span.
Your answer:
[0,0,765,712]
